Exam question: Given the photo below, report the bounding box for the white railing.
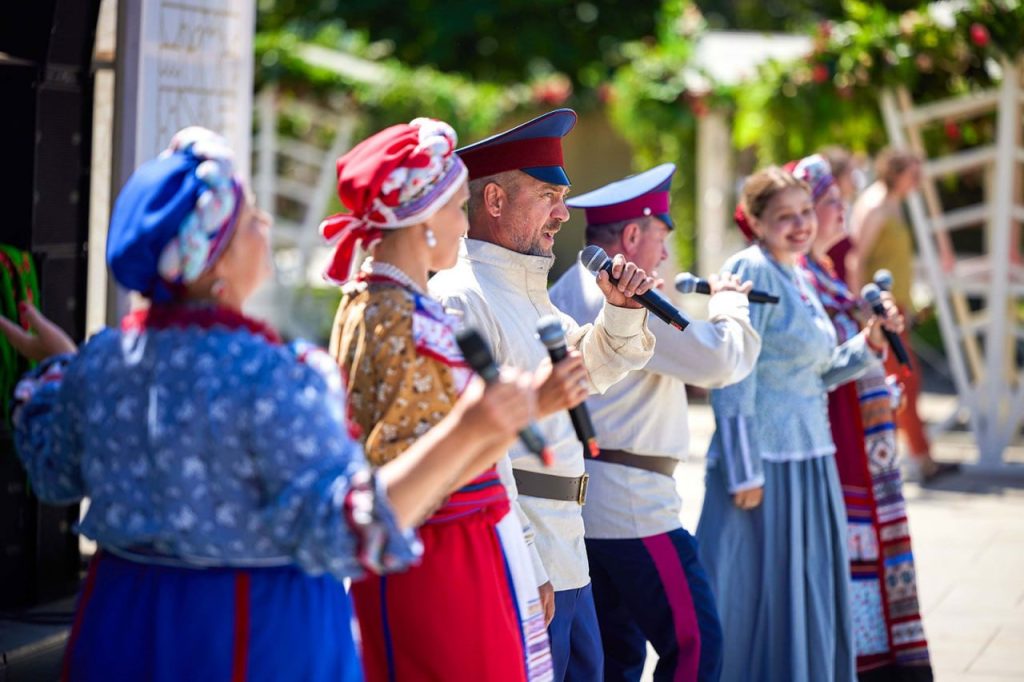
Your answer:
[879,59,1024,468]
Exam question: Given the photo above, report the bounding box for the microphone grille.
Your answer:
[873,269,893,291]
[674,272,698,294]
[860,283,882,304]
[536,315,566,348]
[580,245,608,274]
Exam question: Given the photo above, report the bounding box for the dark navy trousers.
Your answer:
[586,528,723,681]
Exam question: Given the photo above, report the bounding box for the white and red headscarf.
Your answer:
[787,154,836,203]
[319,118,467,285]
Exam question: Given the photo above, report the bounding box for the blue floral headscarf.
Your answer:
[106,127,243,302]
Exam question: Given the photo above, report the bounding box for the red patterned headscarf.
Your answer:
[319,118,467,284]
[734,204,756,242]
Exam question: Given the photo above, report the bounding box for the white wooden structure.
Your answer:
[246,44,391,339]
[691,32,812,277]
[879,59,1024,468]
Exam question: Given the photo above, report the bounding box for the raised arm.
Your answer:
[645,279,761,388]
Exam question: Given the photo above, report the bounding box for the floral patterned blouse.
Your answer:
[330,276,474,466]
[330,273,508,523]
[12,305,419,578]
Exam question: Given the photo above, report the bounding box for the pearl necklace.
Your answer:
[362,259,426,295]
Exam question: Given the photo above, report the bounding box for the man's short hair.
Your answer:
[468,171,522,216]
[585,216,654,247]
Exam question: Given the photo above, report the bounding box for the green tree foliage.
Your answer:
[258,0,660,86]
[607,0,713,269]
[733,0,1024,164]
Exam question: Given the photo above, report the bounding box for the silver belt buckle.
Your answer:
[576,473,590,506]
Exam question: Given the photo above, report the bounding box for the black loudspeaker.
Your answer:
[0,0,101,610]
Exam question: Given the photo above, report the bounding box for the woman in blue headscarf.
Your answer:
[0,127,537,682]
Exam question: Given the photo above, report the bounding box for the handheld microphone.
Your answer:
[860,284,910,367]
[455,328,553,466]
[580,245,690,331]
[873,269,894,293]
[536,316,600,459]
[674,272,780,304]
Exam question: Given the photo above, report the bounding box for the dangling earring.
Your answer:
[211,278,226,300]
[425,228,438,248]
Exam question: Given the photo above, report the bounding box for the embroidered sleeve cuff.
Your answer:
[12,354,75,429]
[716,414,765,493]
[729,476,766,493]
[706,290,750,322]
[599,301,649,338]
[343,469,423,576]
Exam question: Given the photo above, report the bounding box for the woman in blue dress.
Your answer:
[696,166,903,682]
[0,127,537,682]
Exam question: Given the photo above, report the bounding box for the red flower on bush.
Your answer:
[970,23,990,47]
[812,64,829,84]
[532,75,573,107]
[689,96,709,117]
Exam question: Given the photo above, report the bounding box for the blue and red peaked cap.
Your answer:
[566,163,676,229]
[456,108,577,185]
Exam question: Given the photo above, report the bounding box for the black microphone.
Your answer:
[861,284,910,367]
[455,328,553,467]
[536,315,600,459]
[674,272,780,304]
[873,269,894,293]
[580,245,690,331]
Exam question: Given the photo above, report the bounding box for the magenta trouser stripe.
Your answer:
[642,533,701,682]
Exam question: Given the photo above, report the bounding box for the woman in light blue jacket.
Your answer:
[696,167,902,682]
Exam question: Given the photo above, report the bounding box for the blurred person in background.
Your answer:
[847,148,958,482]
[794,154,933,681]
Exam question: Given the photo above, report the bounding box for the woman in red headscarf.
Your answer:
[325,118,553,682]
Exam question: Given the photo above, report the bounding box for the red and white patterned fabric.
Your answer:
[320,118,468,284]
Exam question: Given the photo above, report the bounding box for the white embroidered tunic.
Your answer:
[429,239,654,591]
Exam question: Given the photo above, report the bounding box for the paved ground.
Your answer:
[640,393,1024,681]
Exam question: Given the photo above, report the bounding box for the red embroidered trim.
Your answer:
[120,305,282,344]
[231,571,251,682]
[584,191,670,225]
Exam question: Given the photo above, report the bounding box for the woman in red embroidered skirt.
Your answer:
[325,118,554,682]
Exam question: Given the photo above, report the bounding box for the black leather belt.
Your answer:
[513,469,590,505]
[587,448,678,478]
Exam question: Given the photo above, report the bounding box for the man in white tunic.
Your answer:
[430,109,655,681]
[549,164,761,682]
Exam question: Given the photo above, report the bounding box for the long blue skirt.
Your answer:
[63,551,362,682]
[696,457,855,682]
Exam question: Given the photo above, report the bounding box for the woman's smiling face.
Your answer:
[751,186,817,265]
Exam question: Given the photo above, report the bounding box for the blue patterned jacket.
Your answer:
[13,305,419,578]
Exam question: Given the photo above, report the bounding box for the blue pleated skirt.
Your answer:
[696,456,856,682]
[63,551,362,682]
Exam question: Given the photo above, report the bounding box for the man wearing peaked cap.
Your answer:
[430,110,657,681]
[549,164,762,682]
